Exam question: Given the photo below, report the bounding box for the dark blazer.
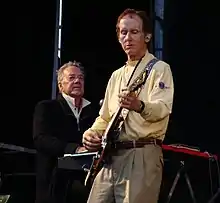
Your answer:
[33,94,98,203]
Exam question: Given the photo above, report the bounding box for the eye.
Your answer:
[131,30,139,34]
[121,30,127,35]
[68,75,84,81]
[78,75,84,80]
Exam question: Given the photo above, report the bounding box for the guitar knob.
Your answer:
[82,164,89,172]
[99,99,104,107]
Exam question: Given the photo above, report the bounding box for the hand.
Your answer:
[118,90,142,112]
[75,146,87,153]
[82,129,102,151]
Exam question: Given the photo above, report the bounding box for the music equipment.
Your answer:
[0,142,36,202]
[0,194,10,203]
[0,143,36,155]
[207,188,220,203]
[58,152,97,171]
[0,142,36,189]
[57,143,219,202]
[162,144,218,160]
[84,58,159,187]
[162,144,219,203]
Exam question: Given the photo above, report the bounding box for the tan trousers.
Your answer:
[87,144,163,203]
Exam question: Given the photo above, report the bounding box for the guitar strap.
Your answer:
[121,57,159,120]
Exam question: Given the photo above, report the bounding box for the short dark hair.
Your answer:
[116,8,152,37]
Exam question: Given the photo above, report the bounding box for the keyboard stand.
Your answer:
[207,187,220,203]
[165,161,197,203]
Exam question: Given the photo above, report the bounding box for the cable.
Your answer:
[214,157,220,187]
[208,153,220,202]
[208,157,213,197]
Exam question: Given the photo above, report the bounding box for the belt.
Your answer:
[113,139,162,150]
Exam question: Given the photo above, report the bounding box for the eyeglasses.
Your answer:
[68,75,84,81]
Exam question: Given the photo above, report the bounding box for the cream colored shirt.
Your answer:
[91,52,174,141]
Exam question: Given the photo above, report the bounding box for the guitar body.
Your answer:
[84,153,101,187]
[84,116,122,187]
[84,146,108,187]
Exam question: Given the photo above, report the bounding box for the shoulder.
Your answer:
[81,101,99,120]
[108,65,125,81]
[84,102,99,113]
[33,99,60,115]
[150,59,174,87]
[153,59,171,72]
[35,99,59,108]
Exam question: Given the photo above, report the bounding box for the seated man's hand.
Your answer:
[82,129,102,151]
[75,146,87,153]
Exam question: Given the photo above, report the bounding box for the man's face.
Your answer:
[59,66,84,98]
[118,14,146,58]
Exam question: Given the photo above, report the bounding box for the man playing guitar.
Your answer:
[83,8,174,203]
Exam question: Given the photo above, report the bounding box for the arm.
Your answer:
[83,74,116,150]
[33,101,78,156]
[140,64,174,122]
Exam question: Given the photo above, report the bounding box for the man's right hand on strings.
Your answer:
[82,129,102,151]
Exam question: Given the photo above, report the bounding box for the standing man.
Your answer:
[83,8,174,203]
[33,61,98,203]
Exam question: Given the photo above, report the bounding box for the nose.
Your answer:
[73,78,81,84]
[124,32,132,41]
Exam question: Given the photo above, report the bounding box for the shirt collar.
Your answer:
[62,92,91,109]
[126,50,150,66]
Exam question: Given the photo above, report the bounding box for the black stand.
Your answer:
[207,188,220,203]
[165,161,197,203]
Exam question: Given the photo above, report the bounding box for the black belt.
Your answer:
[113,138,162,150]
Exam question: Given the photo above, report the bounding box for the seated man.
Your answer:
[33,61,98,203]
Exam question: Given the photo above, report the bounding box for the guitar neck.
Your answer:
[102,106,123,139]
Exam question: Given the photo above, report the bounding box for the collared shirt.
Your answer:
[62,93,91,123]
[90,51,174,141]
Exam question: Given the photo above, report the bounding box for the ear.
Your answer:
[58,82,62,91]
[145,33,152,43]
